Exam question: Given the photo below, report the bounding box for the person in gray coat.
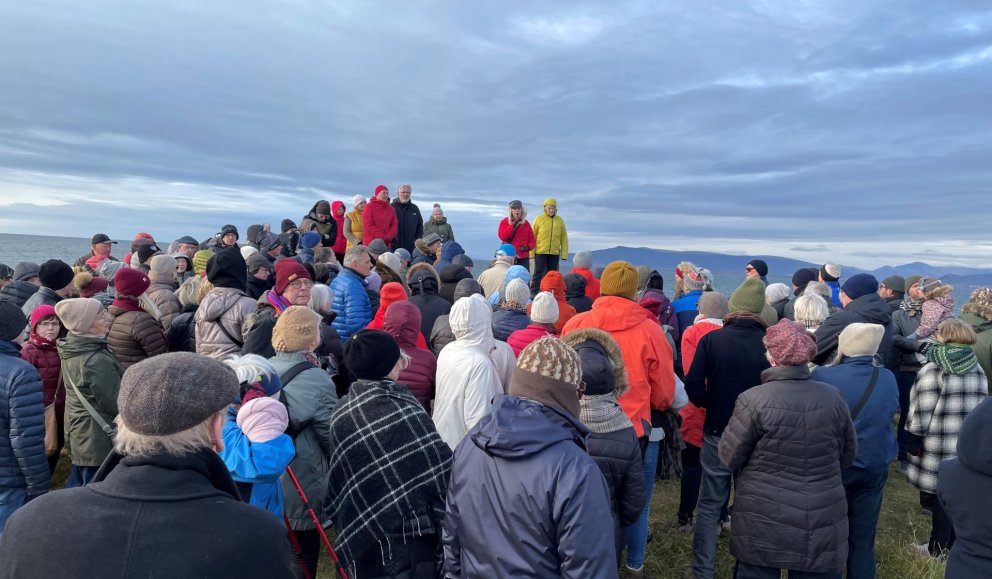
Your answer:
[719,320,857,579]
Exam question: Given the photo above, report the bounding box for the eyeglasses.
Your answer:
[288,279,313,289]
[577,381,586,400]
[38,320,61,328]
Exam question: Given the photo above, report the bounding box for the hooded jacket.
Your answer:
[443,395,616,578]
[58,334,122,467]
[107,301,168,371]
[407,263,451,342]
[938,397,992,579]
[438,265,473,305]
[424,215,455,243]
[0,281,39,310]
[640,286,679,342]
[362,196,398,248]
[331,200,348,254]
[433,241,465,274]
[20,333,63,409]
[384,301,437,412]
[497,206,537,260]
[331,267,373,341]
[563,296,676,437]
[813,293,894,366]
[531,199,569,259]
[0,340,50,497]
[429,279,483,356]
[391,198,424,254]
[195,287,256,360]
[570,266,600,300]
[366,283,428,352]
[433,296,503,449]
[300,201,338,248]
[564,273,593,313]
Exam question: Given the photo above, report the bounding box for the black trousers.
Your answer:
[531,254,560,295]
[515,257,531,276]
[921,491,956,554]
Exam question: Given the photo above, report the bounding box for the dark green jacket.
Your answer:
[960,312,992,393]
[58,334,122,467]
[424,217,455,243]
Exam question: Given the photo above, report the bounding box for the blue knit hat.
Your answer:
[300,231,321,249]
[841,273,878,300]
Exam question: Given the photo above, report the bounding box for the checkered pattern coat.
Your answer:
[906,362,988,493]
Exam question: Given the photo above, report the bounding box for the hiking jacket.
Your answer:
[407,263,451,342]
[384,301,437,413]
[0,340,50,497]
[497,217,536,260]
[391,198,424,253]
[58,334,121,467]
[478,261,511,299]
[672,290,703,333]
[587,425,645,554]
[362,197,398,248]
[344,208,364,250]
[107,302,167,371]
[424,216,455,243]
[195,287,256,360]
[331,267,373,342]
[531,212,568,259]
[813,293,893,366]
[438,265,472,305]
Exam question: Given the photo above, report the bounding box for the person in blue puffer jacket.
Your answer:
[434,240,465,274]
[330,246,374,342]
[0,302,51,532]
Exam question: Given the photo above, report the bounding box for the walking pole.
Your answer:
[283,514,313,579]
[286,465,350,579]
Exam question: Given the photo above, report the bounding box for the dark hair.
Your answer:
[647,270,664,291]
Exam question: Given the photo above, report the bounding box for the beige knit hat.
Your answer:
[271,305,322,353]
[838,323,884,358]
[149,254,177,283]
[509,336,583,418]
[55,298,105,335]
[530,291,559,325]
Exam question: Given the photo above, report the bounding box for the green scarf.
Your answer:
[926,342,978,375]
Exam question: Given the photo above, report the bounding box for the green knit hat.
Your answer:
[927,342,978,375]
[728,278,766,314]
[192,250,214,276]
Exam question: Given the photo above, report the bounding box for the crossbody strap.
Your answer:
[64,360,116,439]
[850,367,880,420]
[215,318,244,348]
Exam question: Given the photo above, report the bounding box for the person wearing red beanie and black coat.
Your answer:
[242,260,316,359]
[383,301,437,413]
[107,268,167,371]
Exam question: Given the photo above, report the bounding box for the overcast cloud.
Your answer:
[0,1,989,267]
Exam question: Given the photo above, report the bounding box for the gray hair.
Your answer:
[114,413,217,457]
[794,293,829,328]
[397,183,412,193]
[343,245,370,267]
[225,353,278,386]
[308,284,334,317]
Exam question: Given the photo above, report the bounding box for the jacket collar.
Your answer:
[0,340,20,357]
[89,449,241,502]
[761,364,811,383]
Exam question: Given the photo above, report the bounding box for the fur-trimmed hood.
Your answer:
[406,262,439,296]
[562,327,629,398]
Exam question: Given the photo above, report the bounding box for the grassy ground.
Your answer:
[50,455,944,578]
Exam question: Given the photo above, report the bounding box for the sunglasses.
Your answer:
[745,266,755,272]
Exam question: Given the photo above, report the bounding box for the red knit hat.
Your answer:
[114,268,150,299]
[29,304,58,330]
[79,275,109,299]
[374,184,388,197]
[274,260,311,295]
[540,270,566,301]
[763,320,817,366]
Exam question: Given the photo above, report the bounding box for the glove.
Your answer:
[906,433,925,457]
[917,341,933,355]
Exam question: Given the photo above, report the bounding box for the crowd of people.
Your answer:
[0,187,989,579]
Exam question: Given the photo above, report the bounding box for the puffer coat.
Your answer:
[20,334,63,408]
[195,287,256,360]
[58,334,122,467]
[719,365,856,574]
[407,263,450,342]
[383,301,437,412]
[330,267,373,341]
[0,340,50,496]
[491,306,529,342]
[0,281,39,310]
[166,304,197,353]
[507,323,555,356]
[107,302,168,370]
[146,280,181,330]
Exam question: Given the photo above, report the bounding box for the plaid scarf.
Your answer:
[579,394,632,433]
[328,379,452,576]
[927,342,978,375]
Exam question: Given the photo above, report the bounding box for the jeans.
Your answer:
[692,434,733,579]
[66,465,100,488]
[734,562,834,579]
[0,487,28,537]
[896,371,916,460]
[625,439,659,569]
[843,467,888,579]
[530,254,560,295]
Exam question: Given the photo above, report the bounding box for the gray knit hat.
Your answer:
[118,352,240,436]
[573,250,593,270]
[368,238,389,255]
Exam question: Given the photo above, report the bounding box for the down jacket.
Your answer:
[383,301,437,412]
[20,334,63,409]
[107,302,168,371]
[58,334,122,467]
[146,280,181,330]
[407,264,450,342]
[491,306,529,342]
[0,340,50,497]
[195,287,257,360]
[0,281,39,310]
[166,304,197,353]
[719,365,856,574]
[531,201,568,259]
[443,395,616,578]
[331,267,373,341]
[362,196,397,247]
[507,324,555,357]
[497,213,536,260]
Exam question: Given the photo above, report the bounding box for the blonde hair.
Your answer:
[114,412,218,457]
[197,278,215,303]
[177,276,203,307]
[938,318,977,345]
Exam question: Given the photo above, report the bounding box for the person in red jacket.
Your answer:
[19,304,65,474]
[570,250,601,300]
[330,200,348,263]
[383,301,437,413]
[508,292,559,356]
[366,282,428,350]
[497,200,536,274]
[362,185,398,248]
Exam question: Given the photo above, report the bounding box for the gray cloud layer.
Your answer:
[0,1,990,267]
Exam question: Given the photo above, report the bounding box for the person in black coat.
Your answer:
[0,352,296,578]
[564,273,593,313]
[406,263,451,343]
[439,265,473,305]
[391,184,424,254]
[813,274,894,367]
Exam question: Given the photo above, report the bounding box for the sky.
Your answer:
[0,1,990,268]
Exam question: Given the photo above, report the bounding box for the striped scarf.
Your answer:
[927,342,978,375]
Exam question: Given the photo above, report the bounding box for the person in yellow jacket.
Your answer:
[530,198,568,294]
[343,194,366,250]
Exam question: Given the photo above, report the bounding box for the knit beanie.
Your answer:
[454,278,484,301]
[271,305,321,353]
[377,252,402,276]
[0,302,27,341]
[237,397,289,443]
[114,268,150,299]
[119,352,239,436]
[838,323,884,358]
[366,271,382,291]
[379,282,408,310]
[505,278,530,306]
[240,245,259,261]
[763,319,818,366]
[453,254,473,269]
[820,262,842,282]
[206,248,247,291]
[315,200,331,216]
[600,261,638,300]
[841,273,878,301]
[881,275,906,294]
[747,259,769,277]
[29,304,58,331]
[905,275,922,293]
[792,267,819,290]
[38,259,74,290]
[344,329,401,380]
[148,254,177,283]
[394,248,411,263]
[246,253,270,275]
[530,292,560,325]
[540,270,566,300]
[220,224,239,239]
[683,265,705,291]
[765,283,790,303]
[136,243,163,267]
[962,287,992,321]
[300,232,321,249]
[192,250,214,276]
[374,184,388,197]
[274,260,311,295]
[698,292,729,320]
[509,336,582,418]
[504,265,530,286]
[728,278,766,314]
[13,262,40,282]
[55,298,104,336]
[352,194,366,207]
[573,250,593,270]
[73,271,109,299]
[368,239,389,255]
[422,232,442,247]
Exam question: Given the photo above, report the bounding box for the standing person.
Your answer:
[107,268,167,371]
[383,301,437,412]
[329,330,452,578]
[0,352,296,579]
[795,292,831,333]
[498,199,536,274]
[245,253,273,300]
[564,273,593,314]
[783,267,820,321]
[638,268,679,343]
[491,279,531,342]
[343,195,366,250]
[531,270,576,334]
[424,203,455,242]
[392,183,424,254]
[429,279,484,356]
[878,275,906,312]
[672,263,706,333]
[820,262,844,309]
[813,274,894,367]
[73,233,119,271]
[0,263,40,310]
[166,277,201,353]
[906,319,988,558]
[330,200,348,263]
[892,276,924,469]
[54,298,121,488]
[195,248,257,360]
[146,255,181,330]
[443,337,617,577]
[242,260,316,358]
[720,320,856,579]
[765,283,790,321]
[277,220,299,259]
[299,200,338,248]
[217,224,240,249]
[477,244,517,298]
[684,278,771,579]
[960,287,992,392]
[407,263,451,342]
[362,184,398,249]
[173,236,200,260]
[20,260,75,318]
[744,259,768,285]
[0,302,50,529]
[0,265,10,289]
[570,250,601,300]
[812,324,899,579]
[530,198,569,295]
[267,306,338,578]
[18,305,65,474]
[330,246,374,342]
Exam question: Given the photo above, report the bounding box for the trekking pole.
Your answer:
[283,514,313,579]
[286,465,350,579]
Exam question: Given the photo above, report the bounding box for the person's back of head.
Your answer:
[308,283,333,317]
[794,293,829,330]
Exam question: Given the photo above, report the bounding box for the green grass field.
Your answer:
[51,457,945,578]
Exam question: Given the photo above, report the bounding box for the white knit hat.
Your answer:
[353,194,366,207]
[530,291,559,325]
[838,323,884,358]
[505,278,530,307]
[765,283,791,303]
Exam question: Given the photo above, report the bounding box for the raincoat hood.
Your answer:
[449,294,492,348]
[383,301,422,349]
[470,394,588,460]
[957,397,992,476]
